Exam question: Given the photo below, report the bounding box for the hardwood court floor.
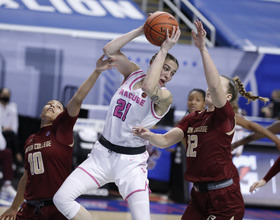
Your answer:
[1,196,280,220]
[0,207,180,220]
[0,195,183,220]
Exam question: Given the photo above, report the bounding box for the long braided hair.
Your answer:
[222,75,269,105]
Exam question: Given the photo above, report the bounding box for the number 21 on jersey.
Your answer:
[113,99,132,121]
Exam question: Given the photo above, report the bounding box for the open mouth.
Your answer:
[47,108,54,113]
[160,79,165,87]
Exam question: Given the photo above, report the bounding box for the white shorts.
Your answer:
[77,141,150,200]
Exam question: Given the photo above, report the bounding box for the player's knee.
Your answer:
[54,189,80,219]
[127,191,150,220]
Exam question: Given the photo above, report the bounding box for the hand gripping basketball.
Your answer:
[144,11,179,46]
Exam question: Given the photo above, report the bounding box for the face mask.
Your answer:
[0,97,10,104]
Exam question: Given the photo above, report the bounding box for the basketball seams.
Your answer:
[148,28,158,45]
[144,12,174,28]
[144,11,178,46]
[150,24,178,37]
[148,12,168,24]
[144,26,157,45]
[150,30,160,45]
[149,16,177,27]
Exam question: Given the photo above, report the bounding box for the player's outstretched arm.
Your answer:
[133,127,184,149]
[232,118,280,151]
[0,170,27,220]
[67,54,117,117]
[192,20,226,109]
[103,26,143,77]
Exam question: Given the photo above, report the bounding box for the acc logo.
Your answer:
[207,215,216,220]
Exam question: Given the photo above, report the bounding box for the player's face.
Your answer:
[41,100,64,121]
[205,76,231,106]
[188,91,206,113]
[159,58,178,87]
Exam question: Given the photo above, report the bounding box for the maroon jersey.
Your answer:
[264,156,280,182]
[24,109,77,200]
[177,101,238,183]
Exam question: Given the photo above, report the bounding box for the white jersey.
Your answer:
[232,122,244,155]
[102,69,170,148]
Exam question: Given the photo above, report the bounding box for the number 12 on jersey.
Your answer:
[186,134,198,157]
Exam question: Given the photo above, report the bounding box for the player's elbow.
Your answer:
[103,44,119,58]
[103,45,111,57]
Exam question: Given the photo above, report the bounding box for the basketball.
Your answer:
[144,11,179,46]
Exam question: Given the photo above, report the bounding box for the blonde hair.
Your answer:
[232,76,269,104]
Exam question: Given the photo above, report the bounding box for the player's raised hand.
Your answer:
[95,54,117,74]
[249,179,267,193]
[161,26,181,51]
[191,20,207,51]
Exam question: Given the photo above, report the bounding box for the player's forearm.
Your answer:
[263,156,280,183]
[74,70,100,103]
[200,48,225,108]
[142,49,167,95]
[233,121,280,148]
[149,128,183,149]
[200,48,219,89]
[266,121,280,134]
[148,133,170,149]
[247,121,280,143]
[11,173,26,210]
[103,26,144,57]
[232,134,260,149]
[251,120,280,137]
[67,70,100,117]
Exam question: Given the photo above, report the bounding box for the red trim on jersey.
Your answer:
[77,167,100,188]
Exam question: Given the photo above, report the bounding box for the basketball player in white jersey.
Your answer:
[53,23,181,219]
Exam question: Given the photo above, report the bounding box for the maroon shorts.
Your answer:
[182,178,244,220]
[16,202,67,220]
